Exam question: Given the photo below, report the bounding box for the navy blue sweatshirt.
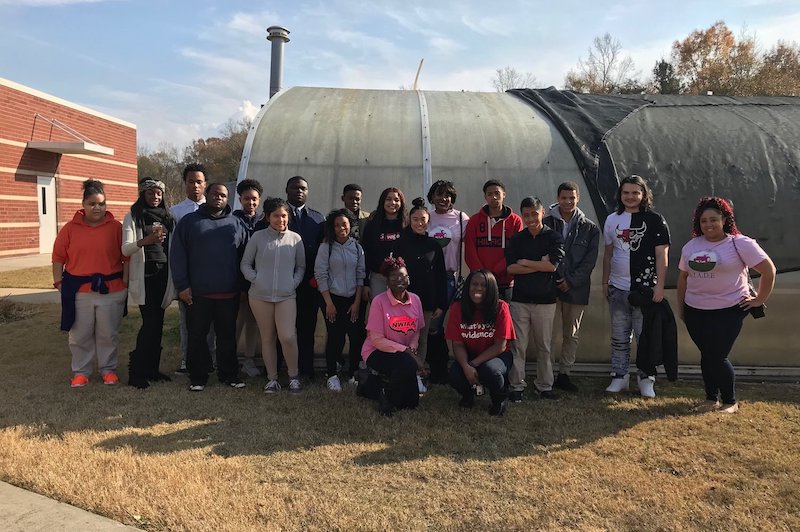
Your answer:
[170,204,249,296]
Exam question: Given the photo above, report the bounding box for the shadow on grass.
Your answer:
[3,304,800,467]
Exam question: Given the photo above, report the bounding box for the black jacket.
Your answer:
[395,227,448,312]
[628,288,678,381]
[505,225,565,304]
[544,206,600,306]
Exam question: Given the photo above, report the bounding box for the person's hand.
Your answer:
[462,363,479,386]
[652,286,665,303]
[362,286,371,302]
[557,278,570,293]
[141,231,163,246]
[179,288,193,305]
[431,308,443,320]
[347,302,360,322]
[603,284,609,300]
[325,302,337,322]
[739,292,766,310]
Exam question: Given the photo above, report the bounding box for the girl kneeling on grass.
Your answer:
[361,257,425,416]
[446,270,515,416]
[53,179,128,388]
[241,197,305,394]
[314,208,366,391]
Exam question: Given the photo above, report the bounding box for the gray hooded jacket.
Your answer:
[543,205,600,305]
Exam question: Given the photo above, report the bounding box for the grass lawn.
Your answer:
[0,302,798,531]
[0,265,52,289]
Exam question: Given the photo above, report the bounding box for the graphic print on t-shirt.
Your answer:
[687,250,718,273]
[615,221,647,251]
[460,322,495,340]
[430,225,452,248]
[389,315,417,334]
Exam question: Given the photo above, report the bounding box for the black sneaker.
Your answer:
[539,390,560,400]
[489,399,508,416]
[222,377,246,389]
[553,373,578,392]
[509,390,524,403]
[458,394,475,408]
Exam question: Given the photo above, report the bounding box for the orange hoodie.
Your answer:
[52,210,126,293]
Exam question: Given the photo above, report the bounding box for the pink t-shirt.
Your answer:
[679,234,768,310]
[361,290,425,361]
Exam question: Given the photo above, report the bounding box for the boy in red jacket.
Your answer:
[464,179,523,300]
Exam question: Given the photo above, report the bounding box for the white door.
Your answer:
[37,176,57,254]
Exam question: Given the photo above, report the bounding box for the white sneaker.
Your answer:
[417,375,427,394]
[241,358,261,377]
[638,375,656,398]
[347,376,357,386]
[327,375,342,392]
[263,380,281,394]
[289,378,302,394]
[605,373,630,394]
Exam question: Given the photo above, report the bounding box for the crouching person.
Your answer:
[446,270,515,416]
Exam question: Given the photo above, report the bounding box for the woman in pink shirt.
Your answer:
[361,256,425,416]
[677,197,775,414]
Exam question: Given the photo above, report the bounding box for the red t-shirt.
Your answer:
[445,300,516,358]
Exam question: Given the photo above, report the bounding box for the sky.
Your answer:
[1,0,798,149]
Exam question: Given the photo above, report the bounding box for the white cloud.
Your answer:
[460,15,510,37]
[238,100,260,122]
[0,0,107,5]
[429,36,465,54]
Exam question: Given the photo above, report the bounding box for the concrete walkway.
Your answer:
[0,253,51,272]
[0,481,139,531]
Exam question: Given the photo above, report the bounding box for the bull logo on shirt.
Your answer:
[389,316,417,334]
[615,222,647,251]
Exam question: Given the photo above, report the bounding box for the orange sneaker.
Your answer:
[70,374,89,388]
[102,372,119,385]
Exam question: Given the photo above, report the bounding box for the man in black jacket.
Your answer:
[543,182,600,393]
[505,197,565,402]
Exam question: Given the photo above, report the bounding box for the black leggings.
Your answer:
[320,293,366,377]
[684,304,745,405]
[366,350,419,410]
[131,264,168,379]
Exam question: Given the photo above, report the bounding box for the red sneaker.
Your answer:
[102,372,119,385]
[70,374,89,388]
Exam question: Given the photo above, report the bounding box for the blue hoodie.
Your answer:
[170,204,249,296]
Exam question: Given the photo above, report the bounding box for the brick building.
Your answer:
[0,77,138,257]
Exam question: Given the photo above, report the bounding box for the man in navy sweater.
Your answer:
[171,182,249,391]
[286,176,325,378]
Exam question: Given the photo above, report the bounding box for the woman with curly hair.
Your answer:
[677,196,775,414]
[360,187,408,300]
[361,256,425,415]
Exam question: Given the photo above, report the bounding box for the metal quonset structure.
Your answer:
[237,86,800,372]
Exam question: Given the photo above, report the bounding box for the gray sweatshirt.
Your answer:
[314,238,366,297]
[240,226,305,302]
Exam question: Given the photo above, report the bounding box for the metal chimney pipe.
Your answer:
[267,25,290,98]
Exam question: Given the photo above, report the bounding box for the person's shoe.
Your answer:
[417,375,427,394]
[149,372,172,383]
[241,358,261,377]
[175,361,188,375]
[288,378,302,394]
[458,394,475,408]
[128,376,150,389]
[638,375,656,398]
[189,383,205,392]
[102,372,119,385]
[553,373,578,392]
[509,390,524,403]
[327,375,342,392]
[489,399,508,416]
[719,402,739,414]
[222,377,246,389]
[263,380,281,394]
[539,390,560,401]
[605,374,630,394]
[347,376,357,386]
[70,374,89,388]
[691,400,721,413]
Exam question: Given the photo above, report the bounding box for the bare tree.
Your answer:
[491,66,538,92]
[565,33,637,93]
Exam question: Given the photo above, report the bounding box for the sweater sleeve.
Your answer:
[566,224,600,289]
[464,217,482,271]
[169,218,190,292]
[121,213,141,258]
[314,242,331,292]
[52,223,70,264]
[293,237,306,289]
[240,235,258,283]
[356,242,366,286]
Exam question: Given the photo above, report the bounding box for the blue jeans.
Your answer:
[430,273,456,334]
[607,285,645,378]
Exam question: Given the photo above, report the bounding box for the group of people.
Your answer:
[52,166,775,417]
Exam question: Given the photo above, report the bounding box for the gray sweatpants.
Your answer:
[69,290,127,376]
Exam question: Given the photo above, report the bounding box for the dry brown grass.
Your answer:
[0,265,53,289]
[0,304,798,531]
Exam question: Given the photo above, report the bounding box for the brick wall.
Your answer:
[0,79,138,256]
